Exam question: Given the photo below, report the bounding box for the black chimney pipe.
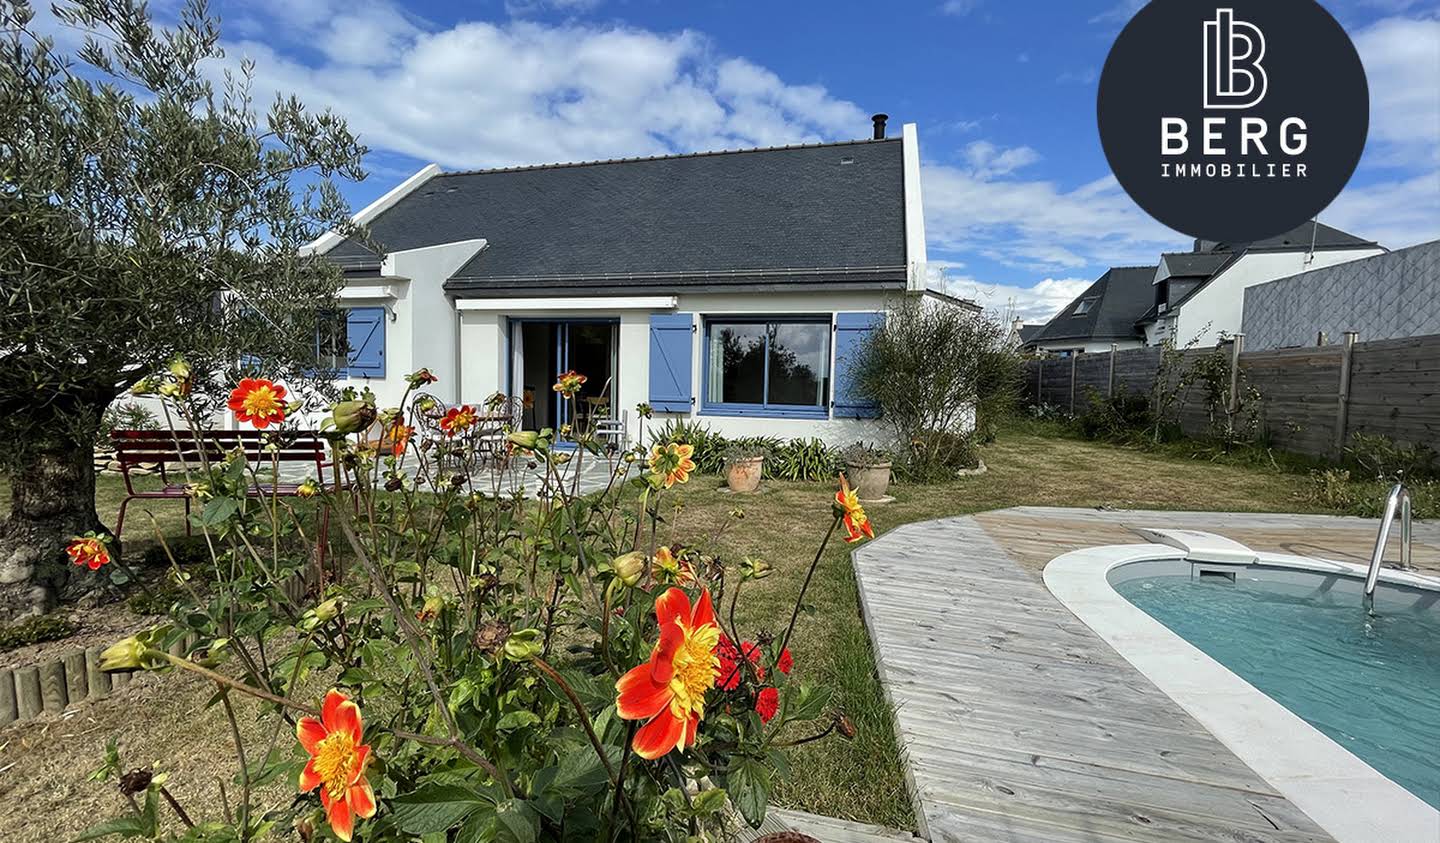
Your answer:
[871,113,889,139]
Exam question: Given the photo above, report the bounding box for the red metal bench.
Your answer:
[109,429,332,539]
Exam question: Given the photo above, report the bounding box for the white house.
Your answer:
[301,118,966,445]
[1137,222,1384,347]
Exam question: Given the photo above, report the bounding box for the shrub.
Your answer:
[0,613,78,651]
[1076,386,1152,442]
[772,438,841,481]
[96,401,160,447]
[839,441,891,466]
[81,362,868,840]
[853,299,1021,481]
[1346,432,1439,482]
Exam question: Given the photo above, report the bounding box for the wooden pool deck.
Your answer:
[851,507,1440,843]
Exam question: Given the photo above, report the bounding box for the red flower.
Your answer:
[755,687,779,723]
[614,588,720,759]
[438,405,476,436]
[297,690,376,842]
[717,634,764,691]
[553,369,587,397]
[228,378,288,429]
[66,536,111,570]
[777,648,793,675]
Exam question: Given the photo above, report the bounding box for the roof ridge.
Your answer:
[440,136,900,176]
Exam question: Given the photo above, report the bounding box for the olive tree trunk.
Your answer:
[0,439,109,622]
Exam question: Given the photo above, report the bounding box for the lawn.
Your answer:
[0,425,1337,839]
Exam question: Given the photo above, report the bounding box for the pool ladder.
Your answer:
[1363,483,1413,609]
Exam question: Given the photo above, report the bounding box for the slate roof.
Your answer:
[1158,251,1233,279]
[1025,266,1158,345]
[1210,220,1378,254]
[322,139,909,296]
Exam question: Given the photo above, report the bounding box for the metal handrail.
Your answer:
[1364,482,1413,607]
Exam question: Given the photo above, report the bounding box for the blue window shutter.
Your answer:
[649,313,694,412]
[346,307,386,378]
[833,312,883,418]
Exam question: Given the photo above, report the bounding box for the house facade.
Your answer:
[303,121,949,445]
[1241,239,1440,350]
[1137,223,1384,347]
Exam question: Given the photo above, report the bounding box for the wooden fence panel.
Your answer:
[1022,334,1440,459]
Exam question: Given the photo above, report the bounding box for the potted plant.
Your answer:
[724,442,767,493]
[842,442,893,501]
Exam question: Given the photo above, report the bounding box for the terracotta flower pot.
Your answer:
[725,456,764,493]
[845,461,892,501]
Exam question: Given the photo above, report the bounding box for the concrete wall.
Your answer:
[1242,240,1440,350]
[1173,248,1384,345]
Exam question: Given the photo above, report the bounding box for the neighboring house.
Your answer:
[1023,266,1158,355]
[1136,222,1384,347]
[1242,239,1440,350]
[1009,321,1044,349]
[301,120,946,445]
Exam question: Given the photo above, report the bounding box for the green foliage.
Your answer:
[773,438,842,481]
[95,402,159,447]
[0,612,78,650]
[853,300,1021,480]
[80,366,846,840]
[1076,387,1153,442]
[1345,432,1439,482]
[652,422,841,482]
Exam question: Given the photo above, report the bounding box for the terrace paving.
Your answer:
[850,507,1440,842]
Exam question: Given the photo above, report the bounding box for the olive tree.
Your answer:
[0,0,366,618]
[852,298,1022,481]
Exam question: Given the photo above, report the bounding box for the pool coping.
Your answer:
[1044,543,1440,843]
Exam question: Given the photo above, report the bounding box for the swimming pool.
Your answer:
[1114,567,1440,812]
[1045,539,1440,843]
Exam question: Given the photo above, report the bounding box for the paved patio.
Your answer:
[851,507,1440,843]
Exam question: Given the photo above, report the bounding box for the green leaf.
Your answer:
[389,784,489,834]
[199,496,239,527]
[727,758,771,828]
[552,748,609,794]
[495,709,541,731]
[691,787,729,816]
[69,816,147,841]
[492,800,540,843]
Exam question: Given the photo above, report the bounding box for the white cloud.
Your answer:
[932,272,1095,322]
[1089,0,1144,26]
[962,141,1041,177]
[1352,16,1440,168]
[939,0,983,16]
[216,12,869,171]
[505,0,603,16]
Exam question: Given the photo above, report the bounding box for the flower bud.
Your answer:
[502,628,544,661]
[384,475,404,492]
[507,430,539,450]
[328,399,377,434]
[167,357,191,382]
[417,595,444,623]
[313,598,341,623]
[611,551,646,587]
[100,636,149,672]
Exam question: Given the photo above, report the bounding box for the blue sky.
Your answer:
[104,0,1440,320]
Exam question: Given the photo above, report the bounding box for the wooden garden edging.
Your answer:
[0,563,315,728]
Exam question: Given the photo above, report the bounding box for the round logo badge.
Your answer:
[1097,1,1369,244]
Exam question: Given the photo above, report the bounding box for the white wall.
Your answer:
[1034,339,1145,356]
[1173,248,1383,345]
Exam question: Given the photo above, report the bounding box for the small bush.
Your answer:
[1076,387,1152,442]
[772,438,840,481]
[1346,432,1439,482]
[96,400,159,447]
[1305,469,1438,519]
[0,613,79,651]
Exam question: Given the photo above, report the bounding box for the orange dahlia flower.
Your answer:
[650,546,695,586]
[297,690,376,842]
[66,535,111,570]
[552,369,587,397]
[438,405,476,436]
[388,422,414,456]
[615,588,720,759]
[228,378,288,429]
[648,442,696,489]
[833,474,875,543]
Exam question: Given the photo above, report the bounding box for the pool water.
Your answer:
[1115,574,1440,810]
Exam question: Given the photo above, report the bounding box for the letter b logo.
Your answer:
[1204,8,1267,109]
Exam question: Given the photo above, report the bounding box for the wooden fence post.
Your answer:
[1069,354,1078,414]
[1036,357,1044,404]
[1108,344,1117,397]
[1334,331,1358,457]
[1226,334,1245,414]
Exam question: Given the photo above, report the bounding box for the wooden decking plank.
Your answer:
[852,510,1337,842]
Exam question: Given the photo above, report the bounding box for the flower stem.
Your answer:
[779,514,841,656]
